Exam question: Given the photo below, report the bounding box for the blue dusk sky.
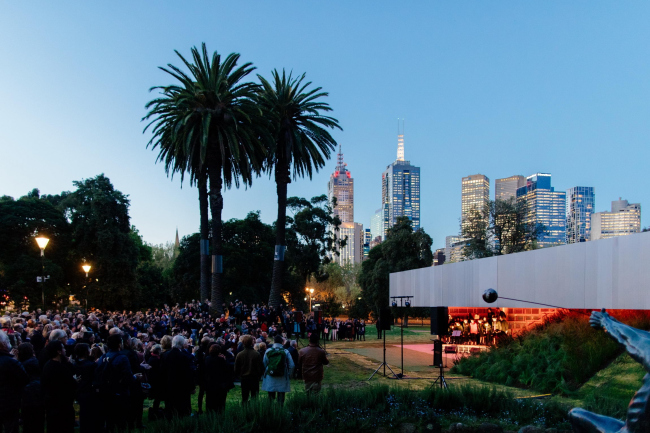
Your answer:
[1,2,649,249]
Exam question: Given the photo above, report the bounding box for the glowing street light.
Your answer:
[35,236,49,308]
[82,263,91,311]
[305,287,315,311]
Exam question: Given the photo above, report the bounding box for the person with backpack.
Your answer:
[95,334,139,432]
[261,335,294,405]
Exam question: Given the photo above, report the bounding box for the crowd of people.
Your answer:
[0,300,333,433]
[445,308,510,345]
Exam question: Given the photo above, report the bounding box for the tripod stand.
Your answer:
[368,329,398,380]
[431,363,448,389]
[429,364,447,389]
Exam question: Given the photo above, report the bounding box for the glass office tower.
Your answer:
[516,173,567,247]
[381,134,420,237]
[566,186,595,243]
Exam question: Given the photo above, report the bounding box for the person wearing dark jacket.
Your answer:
[97,334,139,432]
[204,344,234,413]
[234,335,264,404]
[18,343,43,433]
[146,344,164,420]
[298,333,329,394]
[41,340,77,433]
[162,335,195,418]
[73,344,99,433]
[0,331,29,433]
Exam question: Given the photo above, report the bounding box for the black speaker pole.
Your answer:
[368,326,398,381]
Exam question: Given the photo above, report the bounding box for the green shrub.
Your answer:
[451,310,650,394]
[142,385,570,433]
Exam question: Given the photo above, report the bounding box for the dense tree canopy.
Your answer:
[358,217,433,314]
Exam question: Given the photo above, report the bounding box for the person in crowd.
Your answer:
[195,336,212,415]
[18,342,43,433]
[284,339,299,379]
[298,332,329,394]
[162,335,194,418]
[41,340,76,433]
[0,331,29,433]
[96,334,139,432]
[146,344,164,420]
[204,344,234,413]
[234,335,264,404]
[72,343,99,433]
[261,335,294,405]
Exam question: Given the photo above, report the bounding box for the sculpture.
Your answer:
[570,309,650,433]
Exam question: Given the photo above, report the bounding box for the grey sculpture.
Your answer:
[569,309,650,433]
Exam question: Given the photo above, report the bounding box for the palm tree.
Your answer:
[143,86,211,302]
[143,44,265,314]
[256,70,341,308]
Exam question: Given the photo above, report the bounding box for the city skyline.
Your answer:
[2,2,650,251]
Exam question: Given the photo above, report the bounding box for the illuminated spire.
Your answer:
[396,119,405,161]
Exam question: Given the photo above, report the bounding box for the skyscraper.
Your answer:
[516,173,567,247]
[461,174,490,231]
[327,145,363,264]
[370,208,383,242]
[327,146,354,224]
[363,228,372,259]
[381,133,420,237]
[566,186,595,243]
[591,198,641,241]
[495,175,525,201]
[338,222,364,264]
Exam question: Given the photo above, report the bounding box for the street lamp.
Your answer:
[82,264,91,311]
[35,236,49,309]
[305,287,315,311]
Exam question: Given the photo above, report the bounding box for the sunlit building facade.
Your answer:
[445,235,465,263]
[337,222,364,265]
[566,186,595,244]
[591,199,641,241]
[381,134,420,237]
[495,175,525,201]
[461,174,490,231]
[516,173,566,247]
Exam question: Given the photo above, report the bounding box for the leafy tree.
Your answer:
[256,70,341,308]
[0,190,72,308]
[61,174,142,309]
[150,242,177,271]
[170,233,202,302]
[285,195,343,287]
[461,198,544,260]
[358,217,433,314]
[222,211,275,304]
[144,43,266,314]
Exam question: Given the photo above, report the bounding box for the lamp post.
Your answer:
[82,264,91,311]
[35,236,49,309]
[305,287,315,311]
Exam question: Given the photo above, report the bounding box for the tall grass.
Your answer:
[143,385,571,433]
[451,310,650,394]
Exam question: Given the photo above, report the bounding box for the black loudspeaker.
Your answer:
[313,310,323,325]
[294,311,303,323]
[430,307,449,336]
[433,340,443,366]
[380,307,393,331]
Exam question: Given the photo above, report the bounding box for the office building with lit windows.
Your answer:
[445,235,465,263]
[328,146,364,264]
[381,133,420,237]
[327,146,354,224]
[495,175,525,201]
[591,199,641,241]
[461,174,490,230]
[363,228,372,259]
[516,173,567,247]
[566,186,595,243]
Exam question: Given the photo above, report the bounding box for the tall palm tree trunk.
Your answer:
[208,163,225,315]
[269,163,290,308]
[198,175,210,303]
